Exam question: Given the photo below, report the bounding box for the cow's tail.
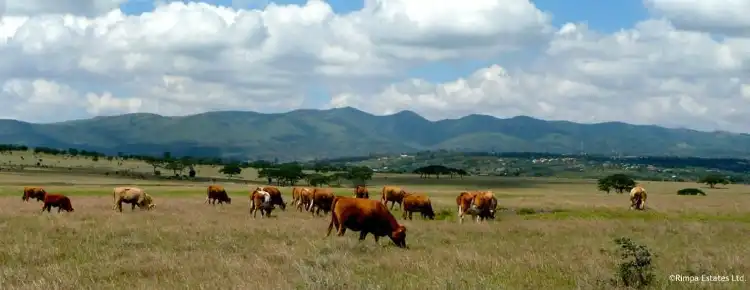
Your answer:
[380,187,387,204]
[326,196,342,237]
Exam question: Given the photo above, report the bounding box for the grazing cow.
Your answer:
[326,196,407,248]
[112,187,156,212]
[22,186,47,202]
[380,186,407,210]
[250,186,287,211]
[41,193,74,213]
[308,188,335,216]
[401,193,436,220]
[205,185,232,205]
[354,185,369,199]
[292,187,313,208]
[457,191,497,223]
[630,185,647,210]
[250,189,275,218]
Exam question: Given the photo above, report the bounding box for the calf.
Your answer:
[401,193,436,220]
[326,196,407,248]
[206,185,232,205]
[41,193,74,213]
[354,185,369,199]
[22,186,47,202]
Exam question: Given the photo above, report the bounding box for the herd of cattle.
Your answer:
[19,183,648,248]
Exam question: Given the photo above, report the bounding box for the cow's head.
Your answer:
[390,225,407,248]
[225,196,232,204]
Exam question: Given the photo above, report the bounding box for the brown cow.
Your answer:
[457,191,497,223]
[250,188,275,218]
[380,186,407,210]
[308,187,335,216]
[249,186,287,218]
[294,187,314,212]
[630,185,648,210]
[22,186,47,202]
[326,196,407,248]
[401,193,435,220]
[354,185,369,199]
[292,187,313,208]
[41,193,74,213]
[205,185,232,205]
[112,187,155,212]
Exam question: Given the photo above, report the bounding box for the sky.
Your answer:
[0,0,749,133]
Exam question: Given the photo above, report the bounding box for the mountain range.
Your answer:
[1,107,749,161]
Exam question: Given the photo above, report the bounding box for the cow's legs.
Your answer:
[402,209,408,219]
[117,200,124,212]
[359,231,368,241]
[131,202,137,211]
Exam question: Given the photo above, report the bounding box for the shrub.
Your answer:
[611,237,655,288]
[677,188,706,196]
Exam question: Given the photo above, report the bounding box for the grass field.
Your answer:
[1,153,749,289]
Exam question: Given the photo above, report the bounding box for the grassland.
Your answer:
[1,152,749,289]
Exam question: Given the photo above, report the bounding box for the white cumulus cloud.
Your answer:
[0,0,748,133]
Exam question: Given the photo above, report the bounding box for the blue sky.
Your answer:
[119,0,649,93]
[6,0,746,132]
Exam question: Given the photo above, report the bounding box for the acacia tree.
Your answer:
[698,174,729,188]
[597,174,636,194]
[220,163,242,178]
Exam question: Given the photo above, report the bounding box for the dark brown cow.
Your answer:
[380,186,407,210]
[41,193,74,213]
[326,196,407,248]
[354,185,369,199]
[457,191,497,223]
[401,193,435,220]
[249,186,287,218]
[22,186,47,202]
[205,185,232,205]
[308,188,335,216]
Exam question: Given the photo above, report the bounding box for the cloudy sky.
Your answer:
[0,0,748,133]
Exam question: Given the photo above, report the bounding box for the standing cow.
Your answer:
[456,191,497,223]
[308,188,335,216]
[354,185,369,199]
[326,196,407,248]
[249,186,287,218]
[206,185,232,205]
[292,187,313,208]
[22,186,47,202]
[112,187,156,212]
[41,193,74,213]
[630,185,647,210]
[380,186,407,210]
[401,193,436,220]
[250,188,275,218]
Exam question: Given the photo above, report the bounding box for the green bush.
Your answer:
[677,188,706,196]
[612,237,655,288]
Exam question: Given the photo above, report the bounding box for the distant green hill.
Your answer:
[1,107,749,161]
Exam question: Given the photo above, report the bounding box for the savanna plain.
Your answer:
[1,154,749,290]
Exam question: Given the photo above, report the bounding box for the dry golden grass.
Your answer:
[1,171,749,289]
